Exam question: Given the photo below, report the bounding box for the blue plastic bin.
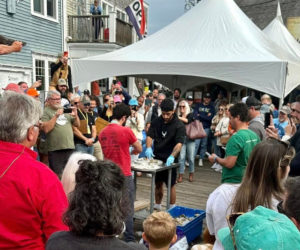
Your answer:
[168,206,206,243]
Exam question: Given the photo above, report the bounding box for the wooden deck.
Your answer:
[135,159,221,211]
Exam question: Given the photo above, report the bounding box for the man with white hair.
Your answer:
[41,90,80,177]
[0,92,68,249]
[146,93,166,123]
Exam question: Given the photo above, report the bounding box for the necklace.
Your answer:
[78,109,91,134]
[0,146,25,179]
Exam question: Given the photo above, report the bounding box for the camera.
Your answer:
[64,108,73,113]
[83,89,90,95]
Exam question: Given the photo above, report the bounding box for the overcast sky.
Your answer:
[146,0,185,34]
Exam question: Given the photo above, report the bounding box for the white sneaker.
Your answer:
[153,204,162,211]
[198,159,203,167]
[185,161,189,166]
[169,204,176,209]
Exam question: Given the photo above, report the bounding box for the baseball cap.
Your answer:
[57,78,67,86]
[218,206,300,250]
[280,105,291,115]
[246,96,261,108]
[129,98,138,106]
[3,83,23,93]
[187,95,193,101]
[203,93,211,98]
[241,96,249,103]
[113,95,122,103]
[26,88,39,97]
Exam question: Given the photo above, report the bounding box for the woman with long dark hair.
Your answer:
[206,138,295,250]
[46,160,145,250]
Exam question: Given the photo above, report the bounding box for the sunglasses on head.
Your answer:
[277,201,286,215]
[226,213,244,250]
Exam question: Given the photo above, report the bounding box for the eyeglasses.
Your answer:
[226,213,244,250]
[84,103,91,107]
[179,106,186,108]
[291,108,300,114]
[277,201,286,215]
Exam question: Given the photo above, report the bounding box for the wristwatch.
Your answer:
[213,156,218,163]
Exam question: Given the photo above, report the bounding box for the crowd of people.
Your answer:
[1,74,300,250]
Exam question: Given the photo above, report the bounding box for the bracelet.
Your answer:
[213,156,218,163]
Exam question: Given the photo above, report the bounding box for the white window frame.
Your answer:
[116,7,128,22]
[32,54,57,92]
[31,0,59,22]
[101,0,113,15]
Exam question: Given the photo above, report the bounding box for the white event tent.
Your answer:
[264,3,300,62]
[73,0,300,99]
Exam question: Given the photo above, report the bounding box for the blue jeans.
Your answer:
[194,128,210,159]
[124,176,135,242]
[212,136,221,157]
[179,138,195,174]
[75,144,94,155]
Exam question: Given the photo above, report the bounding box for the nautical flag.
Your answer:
[125,0,146,39]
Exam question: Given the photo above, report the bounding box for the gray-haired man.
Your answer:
[0,92,68,248]
[41,90,80,177]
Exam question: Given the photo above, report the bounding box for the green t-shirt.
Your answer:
[41,107,75,152]
[222,129,260,184]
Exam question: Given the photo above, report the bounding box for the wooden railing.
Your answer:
[116,18,133,46]
[68,15,109,42]
[68,14,133,46]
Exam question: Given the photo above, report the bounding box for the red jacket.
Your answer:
[0,141,68,249]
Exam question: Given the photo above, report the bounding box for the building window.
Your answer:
[32,0,58,21]
[101,0,113,15]
[35,59,45,90]
[33,55,56,91]
[116,9,127,22]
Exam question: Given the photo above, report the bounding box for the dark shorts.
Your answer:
[155,168,177,187]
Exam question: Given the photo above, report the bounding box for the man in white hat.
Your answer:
[273,105,291,138]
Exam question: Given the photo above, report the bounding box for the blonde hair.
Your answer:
[176,100,191,116]
[143,211,176,248]
[61,152,96,197]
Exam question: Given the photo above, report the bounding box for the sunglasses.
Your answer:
[84,103,91,107]
[277,201,286,215]
[179,106,186,108]
[226,213,244,250]
[73,102,79,105]
[104,99,110,102]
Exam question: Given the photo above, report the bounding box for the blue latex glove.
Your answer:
[145,147,155,159]
[166,155,175,167]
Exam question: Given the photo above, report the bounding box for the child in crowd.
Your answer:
[143,212,177,250]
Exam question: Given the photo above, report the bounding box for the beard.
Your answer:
[60,90,68,99]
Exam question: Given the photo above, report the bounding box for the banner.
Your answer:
[287,17,300,43]
[125,0,146,39]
